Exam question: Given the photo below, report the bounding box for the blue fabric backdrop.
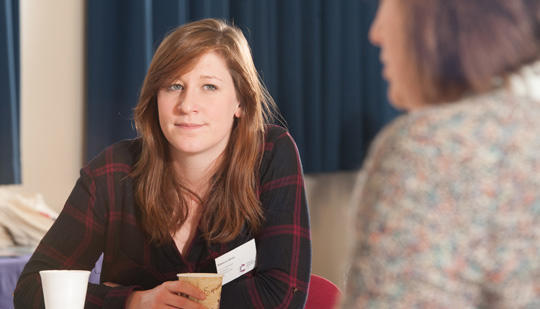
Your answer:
[0,0,20,184]
[86,0,400,173]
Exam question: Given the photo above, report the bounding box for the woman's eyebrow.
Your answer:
[199,74,223,81]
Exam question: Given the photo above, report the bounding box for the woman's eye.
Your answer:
[203,84,217,91]
[167,84,183,91]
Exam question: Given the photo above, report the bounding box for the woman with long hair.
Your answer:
[345,0,540,307]
[15,19,311,308]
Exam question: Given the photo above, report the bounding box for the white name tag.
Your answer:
[215,239,256,285]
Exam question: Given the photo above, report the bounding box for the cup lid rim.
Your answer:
[39,270,91,274]
[177,273,223,278]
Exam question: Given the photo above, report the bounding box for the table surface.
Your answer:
[0,253,31,309]
[0,250,102,309]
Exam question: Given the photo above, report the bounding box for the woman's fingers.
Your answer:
[125,280,208,309]
[165,280,206,300]
[162,290,207,309]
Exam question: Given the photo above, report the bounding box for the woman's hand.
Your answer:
[125,280,207,309]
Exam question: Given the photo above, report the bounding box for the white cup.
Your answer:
[39,270,91,309]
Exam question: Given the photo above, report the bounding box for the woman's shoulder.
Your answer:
[260,125,301,175]
[264,124,289,142]
[263,125,298,155]
[366,90,539,170]
[377,101,474,143]
[364,102,471,171]
[84,138,142,172]
[385,90,536,143]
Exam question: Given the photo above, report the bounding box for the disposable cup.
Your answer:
[39,270,90,309]
[177,273,223,309]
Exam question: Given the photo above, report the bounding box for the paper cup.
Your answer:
[177,273,223,309]
[39,270,90,309]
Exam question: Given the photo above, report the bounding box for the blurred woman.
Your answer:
[15,19,311,309]
[345,0,540,307]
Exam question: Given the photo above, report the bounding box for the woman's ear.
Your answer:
[234,104,243,118]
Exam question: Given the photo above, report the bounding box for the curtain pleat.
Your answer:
[0,0,21,184]
[86,0,400,173]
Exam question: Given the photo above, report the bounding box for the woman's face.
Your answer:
[157,51,242,163]
[369,0,424,110]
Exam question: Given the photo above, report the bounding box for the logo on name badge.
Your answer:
[240,260,255,274]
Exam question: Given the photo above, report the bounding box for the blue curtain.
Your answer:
[86,0,399,173]
[0,0,20,184]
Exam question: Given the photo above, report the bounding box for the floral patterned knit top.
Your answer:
[344,64,540,308]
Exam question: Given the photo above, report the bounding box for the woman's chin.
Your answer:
[388,89,422,112]
[387,90,406,111]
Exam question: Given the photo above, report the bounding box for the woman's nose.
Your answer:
[176,88,198,114]
[369,11,382,47]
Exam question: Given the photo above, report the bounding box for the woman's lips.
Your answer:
[175,123,205,129]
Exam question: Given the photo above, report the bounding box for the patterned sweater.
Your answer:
[14,125,311,309]
[344,77,540,308]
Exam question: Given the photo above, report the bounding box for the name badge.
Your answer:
[215,239,256,285]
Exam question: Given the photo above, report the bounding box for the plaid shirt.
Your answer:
[15,125,311,309]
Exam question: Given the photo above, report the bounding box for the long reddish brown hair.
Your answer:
[401,0,540,103]
[132,19,278,244]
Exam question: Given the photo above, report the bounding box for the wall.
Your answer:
[1,0,85,212]
[305,171,359,291]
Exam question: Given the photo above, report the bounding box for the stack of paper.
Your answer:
[0,189,57,249]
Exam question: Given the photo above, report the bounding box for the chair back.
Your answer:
[305,274,341,309]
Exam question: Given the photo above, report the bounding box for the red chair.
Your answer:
[305,274,342,309]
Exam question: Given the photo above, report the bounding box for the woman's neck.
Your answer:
[170,152,221,197]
